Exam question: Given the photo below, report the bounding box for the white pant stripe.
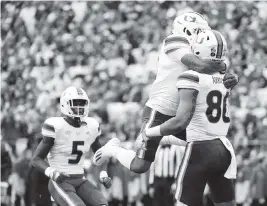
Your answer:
[175,142,193,200]
[52,181,76,206]
[145,109,157,130]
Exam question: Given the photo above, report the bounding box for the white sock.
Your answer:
[112,147,136,170]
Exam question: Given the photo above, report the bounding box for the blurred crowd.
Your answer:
[1,1,267,206]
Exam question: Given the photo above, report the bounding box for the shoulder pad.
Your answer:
[164,34,190,45]
[44,117,64,130]
[82,117,101,137]
[163,34,190,54]
[178,70,199,83]
[82,117,100,129]
[42,117,59,138]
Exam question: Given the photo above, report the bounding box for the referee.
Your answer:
[149,142,185,206]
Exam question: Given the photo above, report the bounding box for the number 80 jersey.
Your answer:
[176,70,231,142]
[42,117,100,175]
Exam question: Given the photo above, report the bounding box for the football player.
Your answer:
[142,30,236,206]
[31,87,111,206]
[93,12,238,174]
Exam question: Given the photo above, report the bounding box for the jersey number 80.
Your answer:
[206,90,230,123]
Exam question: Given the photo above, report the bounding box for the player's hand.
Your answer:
[50,171,70,183]
[100,176,112,189]
[99,171,112,189]
[223,73,239,89]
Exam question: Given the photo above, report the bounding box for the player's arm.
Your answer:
[144,71,199,139]
[181,54,239,89]
[31,120,69,182]
[181,54,226,74]
[31,136,54,173]
[91,138,112,188]
[168,49,226,74]
[91,126,112,189]
[168,49,238,89]
[164,35,225,74]
[145,88,198,139]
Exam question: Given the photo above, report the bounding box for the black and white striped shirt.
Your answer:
[149,143,185,184]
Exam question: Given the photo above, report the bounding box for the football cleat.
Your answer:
[93,138,120,166]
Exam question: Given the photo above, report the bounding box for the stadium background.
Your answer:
[1,1,267,206]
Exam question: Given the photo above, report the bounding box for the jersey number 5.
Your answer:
[206,90,230,123]
[68,141,84,164]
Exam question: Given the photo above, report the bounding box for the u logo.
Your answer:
[196,37,204,44]
[184,15,196,22]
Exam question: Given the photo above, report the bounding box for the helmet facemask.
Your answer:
[60,87,90,119]
[67,99,89,118]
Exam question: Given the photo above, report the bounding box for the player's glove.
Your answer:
[45,167,70,183]
[223,73,239,89]
[99,171,112,189]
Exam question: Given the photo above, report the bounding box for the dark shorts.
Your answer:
[175,139,235,206]
[48,174,107,206]
[137,106,186,162]
[140,106,186,140]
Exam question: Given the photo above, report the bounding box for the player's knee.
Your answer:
[214,200,236,206]
[130,157,152,174]
[132,165,150,174]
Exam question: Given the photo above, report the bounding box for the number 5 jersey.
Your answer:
[176,70,231,142]
[42,117,100,175]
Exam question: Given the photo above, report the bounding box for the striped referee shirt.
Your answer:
[149,143,185,184]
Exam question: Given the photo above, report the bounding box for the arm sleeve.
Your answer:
[163,35,190,54]
[176,71,200,91]
[42,119,56,138]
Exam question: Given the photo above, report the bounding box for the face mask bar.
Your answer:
[69,99,89,116]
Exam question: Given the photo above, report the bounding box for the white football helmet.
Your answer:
[172,12,210,42]
[191,29,227,62]
[60,86,90,118]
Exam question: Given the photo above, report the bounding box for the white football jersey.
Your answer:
[176,70,231,142]
[146,34,191,116]
[42,117,100,174]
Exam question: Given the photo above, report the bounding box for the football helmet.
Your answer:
[60,86,90,118]
[172,12,210,42]
[191,29,227,62]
